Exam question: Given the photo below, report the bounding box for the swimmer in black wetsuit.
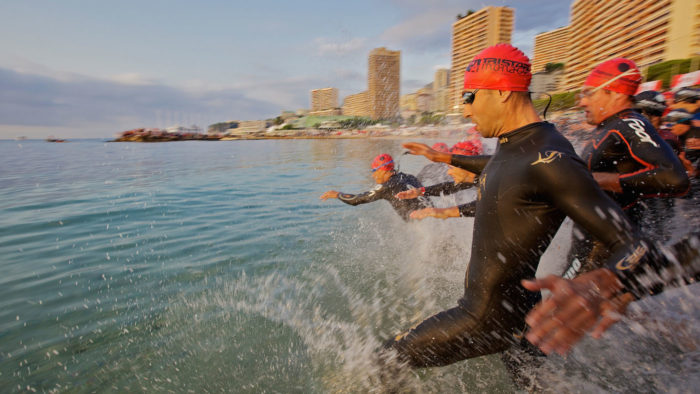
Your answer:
[320,153,430,221]
[396,141,481,220]
[564,59,689,277]
[668,108,700,175]
[380,44,664,372]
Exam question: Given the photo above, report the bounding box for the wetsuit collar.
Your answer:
[498,121,551,145]
[598,108,635,129]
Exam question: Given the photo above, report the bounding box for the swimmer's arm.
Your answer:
[402,142,452,163]
[423,181,474,196]
[450,155,491,175]
[534,154,698,297]
[337,184,385,206]
[614,126,689,196]
[457,201,477,217]
[409,206,460,220]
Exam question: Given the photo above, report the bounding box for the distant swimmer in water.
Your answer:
[379,44,678,384]
[320,153,431,221]
[396,141,481,220]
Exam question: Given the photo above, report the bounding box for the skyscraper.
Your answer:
[310,88,338,113]
[450,6,514,113]
[433,68,450,112]
[532,27,569,74]
[561,0,700,91]
[368,47,401,120]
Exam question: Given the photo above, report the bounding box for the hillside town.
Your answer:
[114,4,699,142]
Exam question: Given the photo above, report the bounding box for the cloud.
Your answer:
[379,10,453,53]
[0,66,281,138]
[314,37,368,57]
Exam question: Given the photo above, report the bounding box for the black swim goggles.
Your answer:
[462,89,479,104]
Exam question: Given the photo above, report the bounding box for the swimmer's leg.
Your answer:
[382,304,514,368]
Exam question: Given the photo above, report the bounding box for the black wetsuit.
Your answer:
[680,124,700,170]
[566,109,689,275]
[422,180,476,197]
[385,121,653,367]
[337,172,430,221]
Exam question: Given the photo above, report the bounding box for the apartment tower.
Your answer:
[433,68,450,112]
[310,88,338,113]
[532,27,570,73]
[561,0,700,91]
[368,47,401,120]
[342,92,370,117]
[450,6,514,113]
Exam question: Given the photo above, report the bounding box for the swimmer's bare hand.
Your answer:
[402,142,451,164]
[320,190,339,200]
[396,188,422,200]
[522,269,622,356]
[592,172,622,194]
[590,292,634,338]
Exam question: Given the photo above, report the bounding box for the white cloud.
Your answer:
[108,73,158,86]
[379,10,453,49]
[314,37,368,57]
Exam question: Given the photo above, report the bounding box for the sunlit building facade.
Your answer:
[342,91,370,117]
[368,47,401,120]
[310,88,338,114]
[532,27,570,73]
[561,0,700,91]
[450,6,514,113]
[433,68,450,112]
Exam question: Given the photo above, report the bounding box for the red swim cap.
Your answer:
[371,153,394,172]
[463,44,531,92]
[431,142,449,153]
[584,58,641,95]
[451,141,481,156]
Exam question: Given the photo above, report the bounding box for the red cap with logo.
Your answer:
[584,58,641,95]
[463,44,531,92]
[371,153,394,172]
[450,141,482,156]
[431,142,449,153]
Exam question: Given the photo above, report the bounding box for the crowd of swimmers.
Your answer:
[320,43,700,389]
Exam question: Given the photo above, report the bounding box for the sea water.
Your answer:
[1,138,698,393]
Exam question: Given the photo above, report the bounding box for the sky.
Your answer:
[0,0,571,138]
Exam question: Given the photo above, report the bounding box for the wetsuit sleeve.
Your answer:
[533,154,698,298]
[613,119,689,196]
[604,232,700,298]
[337,184,385,206]
[458,201,477,217]
[423,181,475,196]
[534,154,636,253]
[450,155,492,175]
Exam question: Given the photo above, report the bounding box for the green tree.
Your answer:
[646,57,700,88]
[544,63,565,73]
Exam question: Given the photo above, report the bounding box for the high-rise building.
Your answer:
[433,68,450,112]
[310,88,338,114]
[532,27,569,74]
[368,47,401,120]
[342,91,370,117]
[561,0,700,91]
[450,6,514,113]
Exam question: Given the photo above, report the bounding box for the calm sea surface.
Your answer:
[1,138,699,393]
